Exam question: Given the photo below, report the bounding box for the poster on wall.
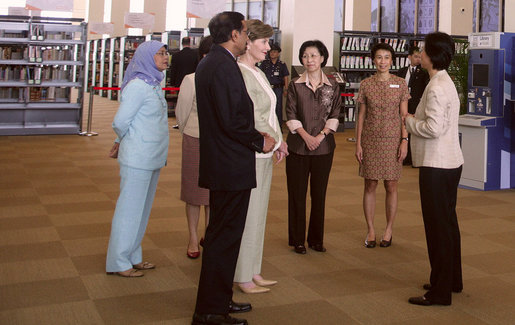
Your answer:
[25,0,73,12]
[124,13,155,29]
[187,0,225,19]
[8,7,29,16]
[89,23,114,35]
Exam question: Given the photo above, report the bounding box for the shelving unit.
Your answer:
[118,35,145,100]
[0,15,87,135]
[107,37,120,100]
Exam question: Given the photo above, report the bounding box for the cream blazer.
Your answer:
[405,70,464,169]
[175,73,200,138]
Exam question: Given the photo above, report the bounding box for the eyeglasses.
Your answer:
[301,53,320,60]
[156,51,169,57]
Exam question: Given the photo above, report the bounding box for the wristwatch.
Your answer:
[401,137,409,141]
[320,130,327,137]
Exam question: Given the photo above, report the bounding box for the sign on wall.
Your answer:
[89,23,115,35]
[187,0,225,19]
[124,12,155,29]
[25,0,73,12]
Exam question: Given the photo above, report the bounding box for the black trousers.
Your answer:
[286,151,334,246]
[419,166,463,304]
[194,189,251,315]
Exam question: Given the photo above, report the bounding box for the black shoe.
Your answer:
[229,300,252,313]
[192,313,247,325]
[308,243,326,252]
[294,245,306,254]
[172,124,179,129]
[408,295,451,306]
[364,238,376,248]
[423,283,462,293]
[379,237,392,247]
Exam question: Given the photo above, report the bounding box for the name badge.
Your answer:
[274,71,280,76]
[390,84,400,88]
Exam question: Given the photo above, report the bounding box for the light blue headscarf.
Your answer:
[121,40,166,91]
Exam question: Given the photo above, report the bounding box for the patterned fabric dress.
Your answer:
[357,74,410,180]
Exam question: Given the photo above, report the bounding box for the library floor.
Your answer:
[1,94,515,325]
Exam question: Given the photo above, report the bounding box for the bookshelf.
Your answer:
[0,15,87,135]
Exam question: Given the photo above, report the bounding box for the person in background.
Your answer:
[234,19,288,294]
[192,12,276,325]
[170,36,199,87]
[405,32,464,306]
[396,46,429,165]
[259,42,289,126]
[106,41,169,277]
[285,40,341,255]
[355,42,409,249]
[175,36,213,260]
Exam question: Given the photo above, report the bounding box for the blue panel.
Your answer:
[399,0,415,33]
[480,0,499,32]
[418,0,435,34]
[380,0,396,32]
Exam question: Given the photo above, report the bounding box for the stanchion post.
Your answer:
[80,86,99,136]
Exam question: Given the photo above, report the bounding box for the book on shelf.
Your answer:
[30,24,45,41]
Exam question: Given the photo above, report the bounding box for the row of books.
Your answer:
[342,37,408,53]
[340,55,412,70]
[0,86,68,102]
[0,46,74,61]
[0,65,72,83]
[343,106,356,122]
[0,28,75,40]
[124,40,145,51]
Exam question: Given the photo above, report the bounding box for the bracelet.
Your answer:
[401,137,409,142]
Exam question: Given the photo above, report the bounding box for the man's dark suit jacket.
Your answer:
[397,65,430,114]
[170,47,199,87]
[195,44,264,191]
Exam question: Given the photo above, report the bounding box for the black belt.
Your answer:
[271,84,283,89]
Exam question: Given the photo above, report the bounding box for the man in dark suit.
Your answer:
[192,11,276,325]
[170,36,199,87]
[397,46,429,165]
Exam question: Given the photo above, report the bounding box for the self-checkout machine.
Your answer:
[459,32,514,190]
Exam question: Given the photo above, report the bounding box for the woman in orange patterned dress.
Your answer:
[355,42,409,248]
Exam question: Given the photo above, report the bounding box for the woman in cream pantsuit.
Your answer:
[405,32,464,306]
[233,19,288,294]
[106,41,169,277]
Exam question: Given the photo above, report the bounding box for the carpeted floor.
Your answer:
[1,94,514,324]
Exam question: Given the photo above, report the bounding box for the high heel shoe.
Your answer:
[364,237,376,248]
[253,278,277,287]
[238,284,270,294]
[379,236,392,247]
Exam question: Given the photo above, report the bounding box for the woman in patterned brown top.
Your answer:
[285,40,341,254]
[355,42,409,248]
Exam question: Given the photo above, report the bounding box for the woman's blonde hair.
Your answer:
[246,19,273,41]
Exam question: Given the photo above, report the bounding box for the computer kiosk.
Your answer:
[459,32,514,190]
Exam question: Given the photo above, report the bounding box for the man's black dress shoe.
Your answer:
[422,283,462,293]
[229,300,251,313]
[192,313,247,325]
[408,296,451,306]
[308,243,326,252]
[294,245,306,254]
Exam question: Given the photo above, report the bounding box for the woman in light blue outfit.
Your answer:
[106,41,170,277]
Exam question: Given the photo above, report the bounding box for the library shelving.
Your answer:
[0,15,87,135]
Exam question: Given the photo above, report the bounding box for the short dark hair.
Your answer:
[269,42,281,52]
[208,11,245,44]
[298,40,329,67]
[371,42,395,61]
[424,32,454,70]
[408,45,421,56]
[198,35,213,59]
[181,37,191,46]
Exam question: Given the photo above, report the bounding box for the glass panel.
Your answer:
[334,0,344,32]
[234,2,248,17]
[226,1,233,11]
[248,1,262,20]
[371,0,379,31]
[418,0,436,34]
[399,0,415,33]
[473,0,477,32]
[480,0,499,32]
[380,0,397,32]
[264,0,279,27]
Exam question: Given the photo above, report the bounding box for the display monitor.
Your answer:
[472,64,489,87]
